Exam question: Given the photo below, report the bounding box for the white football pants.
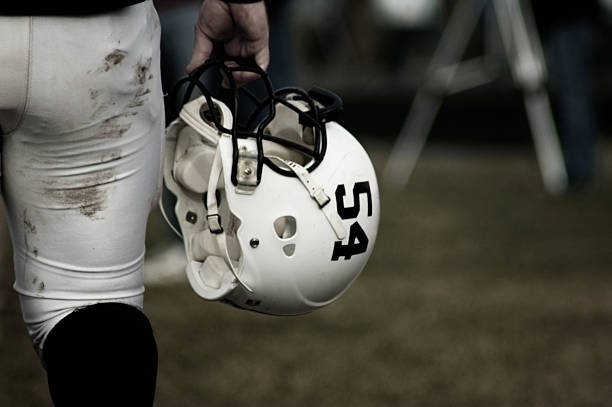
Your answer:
[0,0,164,354]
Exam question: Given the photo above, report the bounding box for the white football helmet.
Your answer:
[160,58,380,315]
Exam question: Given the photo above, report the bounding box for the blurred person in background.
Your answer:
[532,0,603,190]
[0,0,268,406]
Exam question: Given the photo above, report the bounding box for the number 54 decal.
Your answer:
[331,181,372,261]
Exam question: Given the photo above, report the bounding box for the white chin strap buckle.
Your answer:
[206,214,223,234]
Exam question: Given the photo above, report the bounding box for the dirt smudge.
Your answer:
[89,88,100,101]
[44,169,115,219]
[128,88,151,108]
[134,57,152,85]
[23,209,37,234]
[102,49,128,72]
[31,276,45,292]
[23,209,36,254]
[100,150,122,164]
[100,115,133,139]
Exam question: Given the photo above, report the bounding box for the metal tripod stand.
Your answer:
[383,0,568,195]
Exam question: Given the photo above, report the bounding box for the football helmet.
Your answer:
[160,57,380,315]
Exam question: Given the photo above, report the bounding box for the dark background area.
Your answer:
[2,1,612,405]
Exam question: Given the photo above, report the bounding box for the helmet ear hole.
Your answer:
[199,103,223,128]
[282,244,296,257]
[273,216,297,240]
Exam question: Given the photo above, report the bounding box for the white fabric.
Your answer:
[0,0,164,353]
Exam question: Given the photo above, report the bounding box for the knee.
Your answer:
[42,303,158,407]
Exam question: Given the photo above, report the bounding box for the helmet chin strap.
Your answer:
[206,145,254,293]
[268,155,347,240]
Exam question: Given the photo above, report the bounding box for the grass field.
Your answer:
[1,139,612,406]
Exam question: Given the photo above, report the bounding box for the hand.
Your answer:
[187,0,269,86]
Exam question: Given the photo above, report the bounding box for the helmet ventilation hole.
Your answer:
[282,244,296,257]
[273,216,297,240]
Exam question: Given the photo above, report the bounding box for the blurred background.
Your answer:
[2,0,612,405]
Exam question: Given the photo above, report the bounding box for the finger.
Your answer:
[253,45,270,73]
[230,71,261,88]
[219,66,259,89]
[222,41,270,86]
[186,27,214,74]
